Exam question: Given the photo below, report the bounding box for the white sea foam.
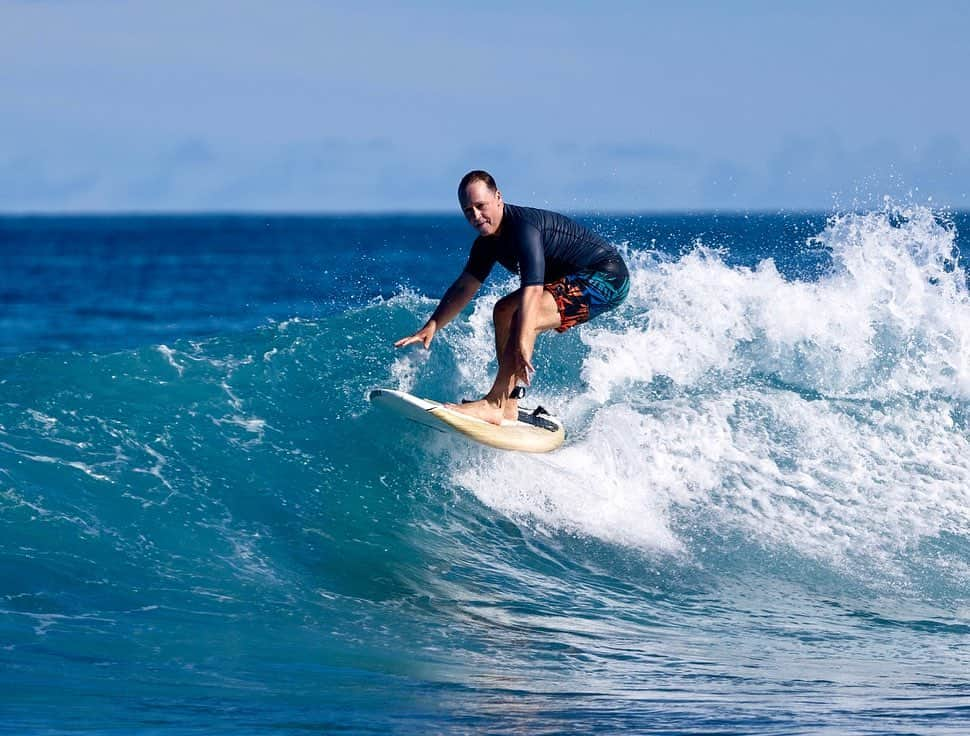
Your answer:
[390,348,430,393]
[449,290,503,393]
[13,448,111,482]
[128,443,178,507]
[454,403,687,552]
[26,410,58,429]
[442,205,970,579]
[584,208,968,401]
[157,344,185,377]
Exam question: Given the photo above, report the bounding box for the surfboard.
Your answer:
[368,388,565,453]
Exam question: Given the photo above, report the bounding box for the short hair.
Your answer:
[458,170,497,196]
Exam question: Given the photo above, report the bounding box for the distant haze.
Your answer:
[3,0,968,213]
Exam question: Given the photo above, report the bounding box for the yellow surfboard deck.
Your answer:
[369,388,564,453]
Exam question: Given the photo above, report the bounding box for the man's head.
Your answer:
[458,170,503,237]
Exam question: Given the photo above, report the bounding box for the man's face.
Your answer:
[460,180,503,236]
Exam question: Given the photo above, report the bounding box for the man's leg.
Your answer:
[491,290,519,362]
[449,289,562,424]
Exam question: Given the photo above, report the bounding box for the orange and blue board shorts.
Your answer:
[544,260,630,333]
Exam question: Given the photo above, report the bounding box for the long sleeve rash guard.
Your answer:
[462,204,621,287]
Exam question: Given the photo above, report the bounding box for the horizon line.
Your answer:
[2,205,961,219]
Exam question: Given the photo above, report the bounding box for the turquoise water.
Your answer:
[2,208,970,733]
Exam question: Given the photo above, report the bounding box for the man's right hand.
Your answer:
[394,320,437,349]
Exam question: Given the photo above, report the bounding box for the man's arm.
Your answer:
[394,271,482,348]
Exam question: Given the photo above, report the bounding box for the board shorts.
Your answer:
[543,259,630,333]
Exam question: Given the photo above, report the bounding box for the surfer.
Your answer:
[395,170,629,425]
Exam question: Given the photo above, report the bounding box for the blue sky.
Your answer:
[2,0,968,212]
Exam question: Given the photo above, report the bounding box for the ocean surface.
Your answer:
[2,207,969,734]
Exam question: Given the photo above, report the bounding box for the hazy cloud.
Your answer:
[3,133,968,213]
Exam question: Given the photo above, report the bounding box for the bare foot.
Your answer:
[444,398,517,425]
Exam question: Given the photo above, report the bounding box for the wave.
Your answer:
[1,205,968,617]
[391,204,970,597]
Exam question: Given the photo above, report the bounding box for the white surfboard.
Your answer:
[368,388,565,453]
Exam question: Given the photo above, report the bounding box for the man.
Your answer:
[395,170,629,425]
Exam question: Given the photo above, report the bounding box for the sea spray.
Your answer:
[433,205,970,591]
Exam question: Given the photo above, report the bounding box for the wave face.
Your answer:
[2,209,970,733]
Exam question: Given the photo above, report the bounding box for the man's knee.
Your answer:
[493,293,518,324]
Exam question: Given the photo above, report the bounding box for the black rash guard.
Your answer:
[462,204,623,287]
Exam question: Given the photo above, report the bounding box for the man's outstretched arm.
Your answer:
[394,271,482,348]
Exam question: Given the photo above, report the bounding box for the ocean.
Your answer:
[1,207,969,734]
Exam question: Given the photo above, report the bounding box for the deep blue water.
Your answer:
[2,208,970,734]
